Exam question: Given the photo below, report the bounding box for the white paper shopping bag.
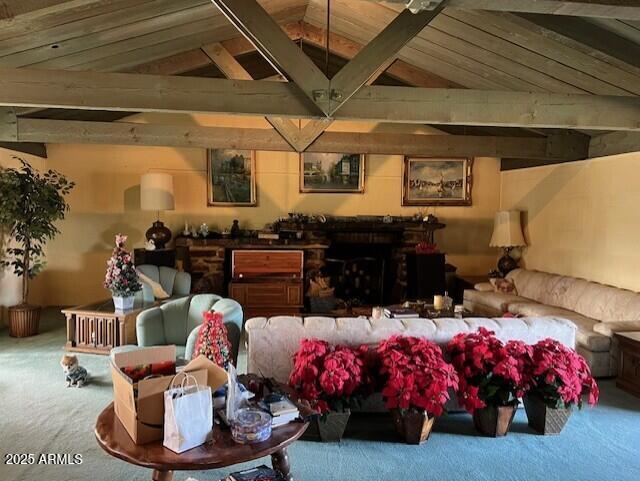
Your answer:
[163,374,213,453]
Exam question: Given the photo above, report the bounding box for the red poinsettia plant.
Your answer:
[289,339,367,413]
[527,338,599,409]
[446,327,533,413]
[377,336,458,417]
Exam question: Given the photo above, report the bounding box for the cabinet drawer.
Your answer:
[620,349,640,388]
[247,284,288,305]
[232,250,303,279]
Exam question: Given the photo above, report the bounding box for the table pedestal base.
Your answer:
[152,469,173,481]
[272,447,292,481]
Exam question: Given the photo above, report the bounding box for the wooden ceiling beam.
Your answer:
[1,117,587,161]
[589,131,640,158]
[210,0,330,114]
[376,0,640,20]
[518,13,640,69]
[2,68,639,131]
[328,2,447,115]
[201,41,307,151]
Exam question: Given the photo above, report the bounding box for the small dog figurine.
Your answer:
[60,354,88,388]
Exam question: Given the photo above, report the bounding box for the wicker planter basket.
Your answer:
[524,395,572,435]
[8,305,41,338]
[472,404,517,437]
[302,409,351,442]
[391,408,435,445]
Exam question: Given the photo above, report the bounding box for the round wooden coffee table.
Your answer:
[95,403,308,481]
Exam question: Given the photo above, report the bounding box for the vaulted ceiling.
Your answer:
[1,0,639,164]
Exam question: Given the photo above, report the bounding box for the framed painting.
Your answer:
[402,157,473,206]
[300,152,365,193]
[207,149,257,206]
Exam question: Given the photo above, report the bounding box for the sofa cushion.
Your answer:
[463,289,530,313]
[593,320,640,337]
[508,303,610,352]
[160,296,190,345]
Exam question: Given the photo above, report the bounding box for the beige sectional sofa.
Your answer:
[464,268,640,377]
[246,315,576,383]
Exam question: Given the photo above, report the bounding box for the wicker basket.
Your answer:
[8,305,41,337]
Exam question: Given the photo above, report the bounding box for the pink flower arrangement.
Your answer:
[104,234,142,297]
[527,338,599,408]
[289,339,367,413]
[377,336,458,416]
[446,327,533,413]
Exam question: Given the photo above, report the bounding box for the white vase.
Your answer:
[113,295,135,311]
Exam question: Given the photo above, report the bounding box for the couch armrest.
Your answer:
[184,326,200,362]
[593,321,640,337]
[474,282,494,292]
[174,271,192,297]
[136,307,166,346]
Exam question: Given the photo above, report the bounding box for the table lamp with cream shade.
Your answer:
[489,210,527,276]
[140,173,174,249]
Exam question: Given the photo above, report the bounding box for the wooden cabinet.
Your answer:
[616,332,640,398]
[229,250,304,319]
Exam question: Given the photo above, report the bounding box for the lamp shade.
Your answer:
[489,210,526,248]
[140,173,174,211]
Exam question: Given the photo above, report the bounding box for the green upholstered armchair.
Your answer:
[135,294,243,362]
[136,265,191,303]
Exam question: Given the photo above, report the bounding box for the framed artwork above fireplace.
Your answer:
[207,148,256,206]
[402,157,473,206]
[300,152,365,193]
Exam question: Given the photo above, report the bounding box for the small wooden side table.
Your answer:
[62,299,157,355]
[615,332,640,398]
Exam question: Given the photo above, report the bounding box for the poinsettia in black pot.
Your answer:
[524,339,599,435]
[377,335,459,444]
[289,339,368,442]
[446,328,532,437]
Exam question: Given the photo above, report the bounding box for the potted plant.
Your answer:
[0,158,74,337]
[103,234,142,310]
[446,327,532,437]
[377,335,458,444]
[289,339,366,442]
[523,338,599,435]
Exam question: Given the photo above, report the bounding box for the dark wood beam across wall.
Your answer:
[0,141,47,158]
[1,68,638,131]
[1,118,588,161]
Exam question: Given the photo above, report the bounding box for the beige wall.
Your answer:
[500,152,640,292]
[1,114,501,307]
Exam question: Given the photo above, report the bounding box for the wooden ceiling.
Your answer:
[0,0,639,164]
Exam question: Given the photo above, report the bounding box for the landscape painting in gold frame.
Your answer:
[402,157,473,206]
[207,149,257,206]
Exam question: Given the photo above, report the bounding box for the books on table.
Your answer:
[259,396,300,428]
[224,465,285,481]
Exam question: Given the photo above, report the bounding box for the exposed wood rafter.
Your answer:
[210,0,331,114]
[374,0,640,20]
[2,68,639,131]
[589,131,640,158]
[202,41,308,151]
[0,117,587,161]
[328,2,447,115]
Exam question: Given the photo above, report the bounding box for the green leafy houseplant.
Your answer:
[0,158,74,335]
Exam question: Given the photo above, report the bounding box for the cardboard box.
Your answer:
[110,346,227,445]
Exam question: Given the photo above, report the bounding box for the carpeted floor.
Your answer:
[1,309,639,481]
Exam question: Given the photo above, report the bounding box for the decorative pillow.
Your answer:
[137,270,170,299]
[490,277,518,295]
[193,311,232,369]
